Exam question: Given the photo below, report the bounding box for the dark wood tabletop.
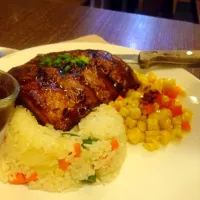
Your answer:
[0,0,200,78]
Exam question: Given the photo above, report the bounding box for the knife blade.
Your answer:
[114,50,200,68]
[0,47,18,58]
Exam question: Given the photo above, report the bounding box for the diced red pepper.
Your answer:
[142,104,155,115]
[162,98,175,109]
[163,87,179,99]
[155,94,176,109]
[170,105,183,117]
[181,121,191,131]
[155,94,163,106]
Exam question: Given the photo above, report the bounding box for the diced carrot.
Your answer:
[116,95,124,101]
[113,105,120,112]
[111,140,119,151]
[58,159,71,171]
[163,87,179,99]
[9,172,38,184]
[142,104,155,115]
[181,121,191,131]
[9,173,26,184]
[25,173,38,182]
[170,105,183,117]
[74,143,81,157]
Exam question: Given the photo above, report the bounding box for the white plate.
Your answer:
[0,42,200,200]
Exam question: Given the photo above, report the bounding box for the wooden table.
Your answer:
[0,0,200,78]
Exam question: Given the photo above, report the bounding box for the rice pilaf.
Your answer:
[0,104,126,192]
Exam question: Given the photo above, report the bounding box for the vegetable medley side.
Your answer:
[109,72,193,152]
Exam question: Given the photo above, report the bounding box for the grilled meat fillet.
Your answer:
[9,50,140,131]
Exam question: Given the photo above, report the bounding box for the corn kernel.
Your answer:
[147,72,157,82]
[121,99,128,106]
[159,109,172,118]
[178,86,187,96]
[132,100,140,107]
[160,130,170,146]
[172,116,182,125]
[182,109,193,121]
[119,107,129,117]
[166,125,173,133]
[148,112,160,120]
[127,128,142,144]
[159,118,171,129]
[130,91,141,101]
[125,117,137,129]
[151,79,163,92]
[143,141,160,151]
[147,118,159,131]
[139,115,147,121]
[174,99,182,106]
[137,121,147,132]
[171,128,183,139]
[128,99,140,107]
[140,132,145,142]
[145,130,159,136]
[145,136,160,143]
[162,95,169,104]
[115,100,123,108]
[137,74,149,86]
[129,107,141,120]
[109,101,114,106]
[127,97,133,105]
[174,124,181,129]
[163,78,176,90]
[126,90,133,97]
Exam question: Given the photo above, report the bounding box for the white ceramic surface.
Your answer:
[0,42,199,200]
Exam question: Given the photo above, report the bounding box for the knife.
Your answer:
[1,48,200,69]
[0,47,18,58]
[115,50,200,68]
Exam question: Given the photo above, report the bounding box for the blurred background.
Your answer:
[52,0,200,23]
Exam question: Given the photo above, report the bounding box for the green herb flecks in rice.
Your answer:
[62,132,79,137]
[84,175,96,183]
[82,137,99,149]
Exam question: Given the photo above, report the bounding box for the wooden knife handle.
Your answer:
[138,50,200,68]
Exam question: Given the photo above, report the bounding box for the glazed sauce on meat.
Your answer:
[0,87,13,133]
